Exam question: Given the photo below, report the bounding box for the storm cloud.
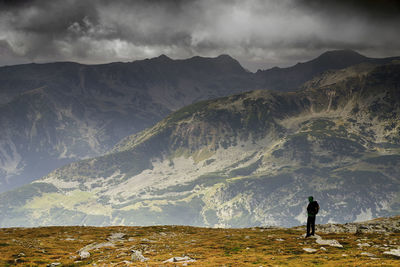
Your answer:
[1,0,399,70]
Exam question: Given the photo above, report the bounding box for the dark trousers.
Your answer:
[307,216,316,236]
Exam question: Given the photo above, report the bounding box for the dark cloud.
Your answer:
[0,0,399,71]
[299,0,400,19]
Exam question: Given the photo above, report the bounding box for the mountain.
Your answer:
[0,50,398,193]
[1,60,399,227]
[255,49,400,91]
[0,55,254,192]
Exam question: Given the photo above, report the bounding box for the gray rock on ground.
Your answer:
[131,250,149,262]
[163,256,196,263]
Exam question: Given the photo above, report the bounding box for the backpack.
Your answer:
[308,201,319,216]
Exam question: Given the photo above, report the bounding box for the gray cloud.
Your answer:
[0,0,399,71]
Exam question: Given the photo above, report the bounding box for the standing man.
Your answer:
[306,196,319,237]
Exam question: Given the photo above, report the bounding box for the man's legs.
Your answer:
[306,216,311,237]
[311,216,316,235]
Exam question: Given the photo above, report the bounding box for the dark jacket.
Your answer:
[307,201,319,217]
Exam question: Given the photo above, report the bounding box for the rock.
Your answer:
[320,247,327,251]
[107,232,126,242]
[79,242,115,252]
[47,263,61,267]
[163,256,196,263]
[315,236,343,248]
[275,238,284,242]
[79,250,90,259]
[131,250,149,262]
[299,217,400,234]
[357,243,370,248]
[383,248,400,257]
[303,248,317,253]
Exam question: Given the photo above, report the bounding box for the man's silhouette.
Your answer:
[306,196,319,237]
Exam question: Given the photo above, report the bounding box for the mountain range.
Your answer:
[1,49,398,193]
[1,55,399,227]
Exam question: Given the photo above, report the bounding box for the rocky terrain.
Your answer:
[1,60,399,228]
[0,216,399,266]
[0,54,253,192]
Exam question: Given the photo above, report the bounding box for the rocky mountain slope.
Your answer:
[1,50,398,193]
[0,54,254,192]
[1,60,399,228]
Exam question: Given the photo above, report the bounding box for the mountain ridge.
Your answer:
[1,61,399,227]
[0,53,256,192]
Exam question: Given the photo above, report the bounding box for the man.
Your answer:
[306,196,319,237]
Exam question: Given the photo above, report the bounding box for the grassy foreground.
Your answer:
[0,225,399,266]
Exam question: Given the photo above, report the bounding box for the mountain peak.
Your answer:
[143,54,172,63]
[216,54,235,60]
[153,54,172,61]
[316,49,367,61]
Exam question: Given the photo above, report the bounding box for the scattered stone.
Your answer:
[131,250,149,262]
[315,235,343,248]
[47,263,61,267]
[320,247,327,251]
[303,248,317,253]
[107,232,126,242]
[357,243,370,248]
[17,253,25,257]
[275,238,284,242]
[342,254,348,257]
[79,250,90,259]
[294,216,400,234]
[163,256,196,263]
[383,248,400,257]
[79,242,115,253]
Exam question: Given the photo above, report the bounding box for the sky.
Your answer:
[0,0,400,71]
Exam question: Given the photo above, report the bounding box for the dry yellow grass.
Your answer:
[0,225,399,266]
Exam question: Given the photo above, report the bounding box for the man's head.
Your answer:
[308,196,314,202]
